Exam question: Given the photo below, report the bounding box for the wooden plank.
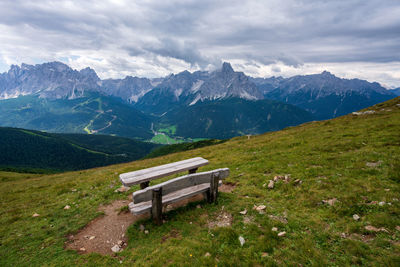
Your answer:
[120,157,209,186]
[132,168,229,203]
[129,181,223,215]
[152,187,163,225]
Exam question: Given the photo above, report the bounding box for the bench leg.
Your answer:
[152,187,163,225]
[204,190,211,203]
[140,181,150,189]
[188,168,198,174]
[209,173,219,204]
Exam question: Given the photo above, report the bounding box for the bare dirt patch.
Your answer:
[219,182,236,193]
[65,199,149,255]
[65,194,208,255]
[208,211,233,228]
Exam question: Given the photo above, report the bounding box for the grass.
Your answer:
[0,97,399,266]
[149,133,183,144]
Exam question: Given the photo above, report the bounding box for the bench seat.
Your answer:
[120,157,209,187]
[129,168,229,215]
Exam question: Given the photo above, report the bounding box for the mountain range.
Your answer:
[0,61,396,140]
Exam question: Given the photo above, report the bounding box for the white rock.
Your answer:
[204,252,211,257]
[239,209,247,215]
[79,247,86,252]
[64,205,71,210]
[256,205,266,211]
[115,186,129,193]
[32,213,40,217]
[117,240,124,246]
[277,231,286,237]
[111,244,121,253]
[144,230,149,234]
[271,227,278,232]
[353,214,360,221]
[379,201,386,206]
[89,236,95,240]
[239,236,245,246]
[139,224,145,231]
[267,180,274,189]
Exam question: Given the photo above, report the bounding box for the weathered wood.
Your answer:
[132,168,230,203]
[188,168,198,174]
[140,181,149,189]
[209,172,219,203]
[129,181,223,215]
[152,187,163,225]
[119,157,209,186]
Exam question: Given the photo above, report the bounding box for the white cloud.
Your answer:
[0,0,399,87]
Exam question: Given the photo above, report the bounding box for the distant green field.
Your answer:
[149,133,183,144]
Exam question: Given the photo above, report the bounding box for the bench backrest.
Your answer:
[132,168,230,203]
[120,157,209,186]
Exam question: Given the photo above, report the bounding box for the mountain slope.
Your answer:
[0,127,158,172]
[263,71,396,119]
[391,87,400,96]
[0,97,398,265]
[0,93,153,139]
[159,98,313,139]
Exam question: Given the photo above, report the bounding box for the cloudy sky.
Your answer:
[0,0,400,88]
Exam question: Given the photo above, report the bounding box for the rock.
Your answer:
[64,205,71,210]
[322,198,337,206]
[273,176,280,182]
[353,214,360,221]
[294,179,302,185]
[261,252,269,257]
[111,244,121,253]
[115,186,130,193]
[262,183,267,188]
[378,201,386,206]
[204,252,211,257]
[366,161,382,168]
[196,204,202,209]
[384,188,390,192]
[32,213,40,217]
[396,226,400,231]
[79,247,86,252]
[352,110,376,115]
[278,231,286,237]
[71,188,77,192]
[365,225,389,233]
[239,209,247,215]
[117,240,124,246]
[89,236,95,240]
[254,205,266,211]
[267,180,274,189]
[238,236,245,246]
[144,230,149,234]
[271,227,278,232]
[284,175,291,183]
[139,224,145,231]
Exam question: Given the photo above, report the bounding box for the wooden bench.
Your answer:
[129,168,230,224]
[119,157,209,189]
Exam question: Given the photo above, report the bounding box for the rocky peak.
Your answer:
[221,62,234,74]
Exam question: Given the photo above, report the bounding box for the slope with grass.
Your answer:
[0,97,399,266]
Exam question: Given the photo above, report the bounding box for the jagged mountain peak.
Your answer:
[221,62,234,73]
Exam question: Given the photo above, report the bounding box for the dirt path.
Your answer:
[65,183,235,255]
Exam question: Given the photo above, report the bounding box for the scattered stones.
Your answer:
[111,244,121,253]
[365,225,389,233]
[64,205,71,210]
[139,224,145,231]
[277,231,286,237]
[322,198,338,206]
[353,214,360,221]
[239,209,247,215]
[114,186,130,193]
[352,110,376,115]
[267,180,274,189]
[208,212,233,228]
[144,230,149,235]
[32,213,40,217]
[284,175,291,183]
[271,227,278,232]
[79,247,86,252]
[243,216,253,224]
[239,236,245,246]
[204,252,211,257]
[117,240,124,246]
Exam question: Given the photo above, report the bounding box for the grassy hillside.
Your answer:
[0,97,399,266]
[0,127,158,172]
